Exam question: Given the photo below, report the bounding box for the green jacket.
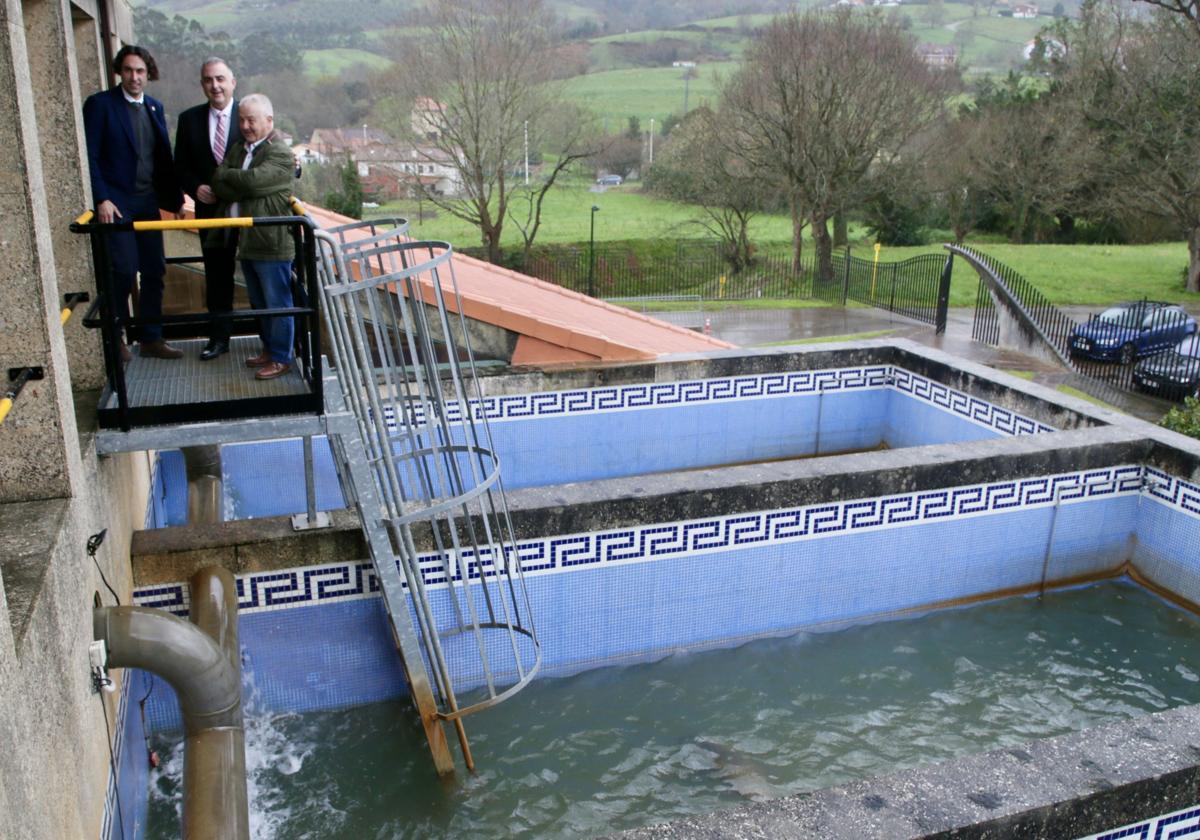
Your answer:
[210,132,296,261]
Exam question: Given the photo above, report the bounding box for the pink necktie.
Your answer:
[213,113,226,164]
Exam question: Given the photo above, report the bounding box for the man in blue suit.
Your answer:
[82,44,184,360]
[175,57,241,360]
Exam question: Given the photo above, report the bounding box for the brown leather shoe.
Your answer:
[245,352,272,368]
[139,340,183,359]
[254,361,291,380]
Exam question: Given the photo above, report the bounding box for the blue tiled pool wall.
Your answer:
[127,462,1200,738]
[145,450,185,529]
[103,670,151,840]
[148,365,1056,525]
[1131,468,1200,604]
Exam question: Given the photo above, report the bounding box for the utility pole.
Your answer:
[649,117,654,164]
[524,120,529,186]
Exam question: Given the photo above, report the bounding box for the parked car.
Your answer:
[1068,301,1197,364]
[1132,334,1200,400]
[595,174,623,186]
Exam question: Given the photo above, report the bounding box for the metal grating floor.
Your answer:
[101,336,310,409]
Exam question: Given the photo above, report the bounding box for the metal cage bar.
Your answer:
[312,221,541,738]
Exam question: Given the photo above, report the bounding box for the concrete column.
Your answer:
[26,0,105,389]
[0,0,85,502]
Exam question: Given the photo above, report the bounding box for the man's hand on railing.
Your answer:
[96,200,122,224]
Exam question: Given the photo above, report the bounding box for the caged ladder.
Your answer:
[312,216,541,773]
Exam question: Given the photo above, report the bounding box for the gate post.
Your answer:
[935,253,954,334]
[841,246,851,305]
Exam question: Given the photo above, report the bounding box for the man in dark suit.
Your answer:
[174,58,241,360]
[82,44,184,360]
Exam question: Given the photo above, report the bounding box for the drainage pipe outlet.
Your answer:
[94,566,248,840]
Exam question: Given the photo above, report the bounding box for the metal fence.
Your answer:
[467,242,951,329]
[958,245,1199,403]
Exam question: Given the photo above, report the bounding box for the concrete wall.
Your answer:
[0,0,150,837]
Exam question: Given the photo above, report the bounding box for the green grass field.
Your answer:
[374,182,872,247]
[371,184,1196,308]
[303,48,392,79]
[559,63,736,130]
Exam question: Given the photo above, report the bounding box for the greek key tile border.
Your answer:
[380,365,1055,437]
[890,368,1055,436]
[1076,802,1200,840]
[135,465,1141,617]
[1144,467,1200,518]
[100,670,132,840]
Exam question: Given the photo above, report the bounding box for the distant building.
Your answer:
[1013,3,1039,18]
[291,143,327,166]
[672,60,697,68]
[916,44,958,67]
[309,126,396,158]
[1023,36,1066,60]
[411,97,446,141]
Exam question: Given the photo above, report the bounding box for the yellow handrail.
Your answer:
[132,217,256,232]
[0,398,12,426]
[75,210,94,226]
[60,307,72,326]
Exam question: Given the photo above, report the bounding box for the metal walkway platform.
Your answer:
[103,336,309,409]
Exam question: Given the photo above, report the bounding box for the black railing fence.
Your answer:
[467,242,951,329]
[956,245,1199,402]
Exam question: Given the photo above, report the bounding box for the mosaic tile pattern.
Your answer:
[380,365,1054,438]
[134,465,1144,616]
[1144,467,1200,516]
[1076,803,1200,839]
[100,671,132,840]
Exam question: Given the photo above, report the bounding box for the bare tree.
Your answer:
[721,10,954,281]
[1060,5,1200,290]
[384,0,592,264]
[648,108,774,274]
[1133,0,1200,38]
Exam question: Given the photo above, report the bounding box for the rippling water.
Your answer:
[146,581,1200,839]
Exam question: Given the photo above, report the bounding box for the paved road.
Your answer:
[651,305,1179,423]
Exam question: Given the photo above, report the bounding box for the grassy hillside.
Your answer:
[303,48,392,79]
[560,62,735,130]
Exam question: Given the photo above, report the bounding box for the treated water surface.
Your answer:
[146,582,1200,839]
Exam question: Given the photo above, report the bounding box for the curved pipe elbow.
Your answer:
[94,606,242,735]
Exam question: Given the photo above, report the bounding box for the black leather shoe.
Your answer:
[200,339,230,361]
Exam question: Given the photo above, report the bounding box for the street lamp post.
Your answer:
[588,205,600,298]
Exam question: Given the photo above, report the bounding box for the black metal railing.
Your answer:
[955,245,1199,402]
[70,205,324,430]
[466,242,951,328]
[818,250,953,331]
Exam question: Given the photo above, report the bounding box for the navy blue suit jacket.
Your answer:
[174,100,241,221]
[82,85,182,213]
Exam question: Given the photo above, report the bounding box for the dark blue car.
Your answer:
[1068,302,1197,365]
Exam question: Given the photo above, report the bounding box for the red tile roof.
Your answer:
[301,202,735,364]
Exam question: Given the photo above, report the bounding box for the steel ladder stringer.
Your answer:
[310,218,542,774]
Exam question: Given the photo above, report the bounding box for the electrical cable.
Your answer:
[88,529,121,606]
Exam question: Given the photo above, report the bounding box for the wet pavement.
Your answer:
[651,305,1181,423]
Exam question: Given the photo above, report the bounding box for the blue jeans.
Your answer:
[241,259,294,364]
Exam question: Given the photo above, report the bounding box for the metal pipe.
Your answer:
[94,567,248,840]
[182,445,224,525]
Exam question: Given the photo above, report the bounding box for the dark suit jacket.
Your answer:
[174,100,241,221]
[82,85,181,212]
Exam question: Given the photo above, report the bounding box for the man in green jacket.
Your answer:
[211,93,296,380]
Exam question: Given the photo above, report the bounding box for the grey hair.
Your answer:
[239,93,273,118]
[200,57,234,76]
